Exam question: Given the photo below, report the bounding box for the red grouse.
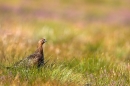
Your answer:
[13,38,47,68]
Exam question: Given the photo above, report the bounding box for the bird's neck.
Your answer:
[36,44,43,55]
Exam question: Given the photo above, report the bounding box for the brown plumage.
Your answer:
[14,38,47,68]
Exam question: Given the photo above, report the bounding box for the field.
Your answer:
[0,0,130,86]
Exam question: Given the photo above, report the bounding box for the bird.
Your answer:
[13,38,47,68]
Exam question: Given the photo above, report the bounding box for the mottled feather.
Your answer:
[13,38,47,68]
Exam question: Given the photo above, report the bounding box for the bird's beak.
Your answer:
[44,39,47,43]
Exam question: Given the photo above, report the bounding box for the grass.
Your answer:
[0,22,130,86]
[0,0,130,86]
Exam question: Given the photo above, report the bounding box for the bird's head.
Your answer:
[38,38,47,45]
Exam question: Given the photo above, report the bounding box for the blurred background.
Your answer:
[0,0,130,68]
[0,0,130,61]
[0,0,130,85]
[0,0,130,28]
